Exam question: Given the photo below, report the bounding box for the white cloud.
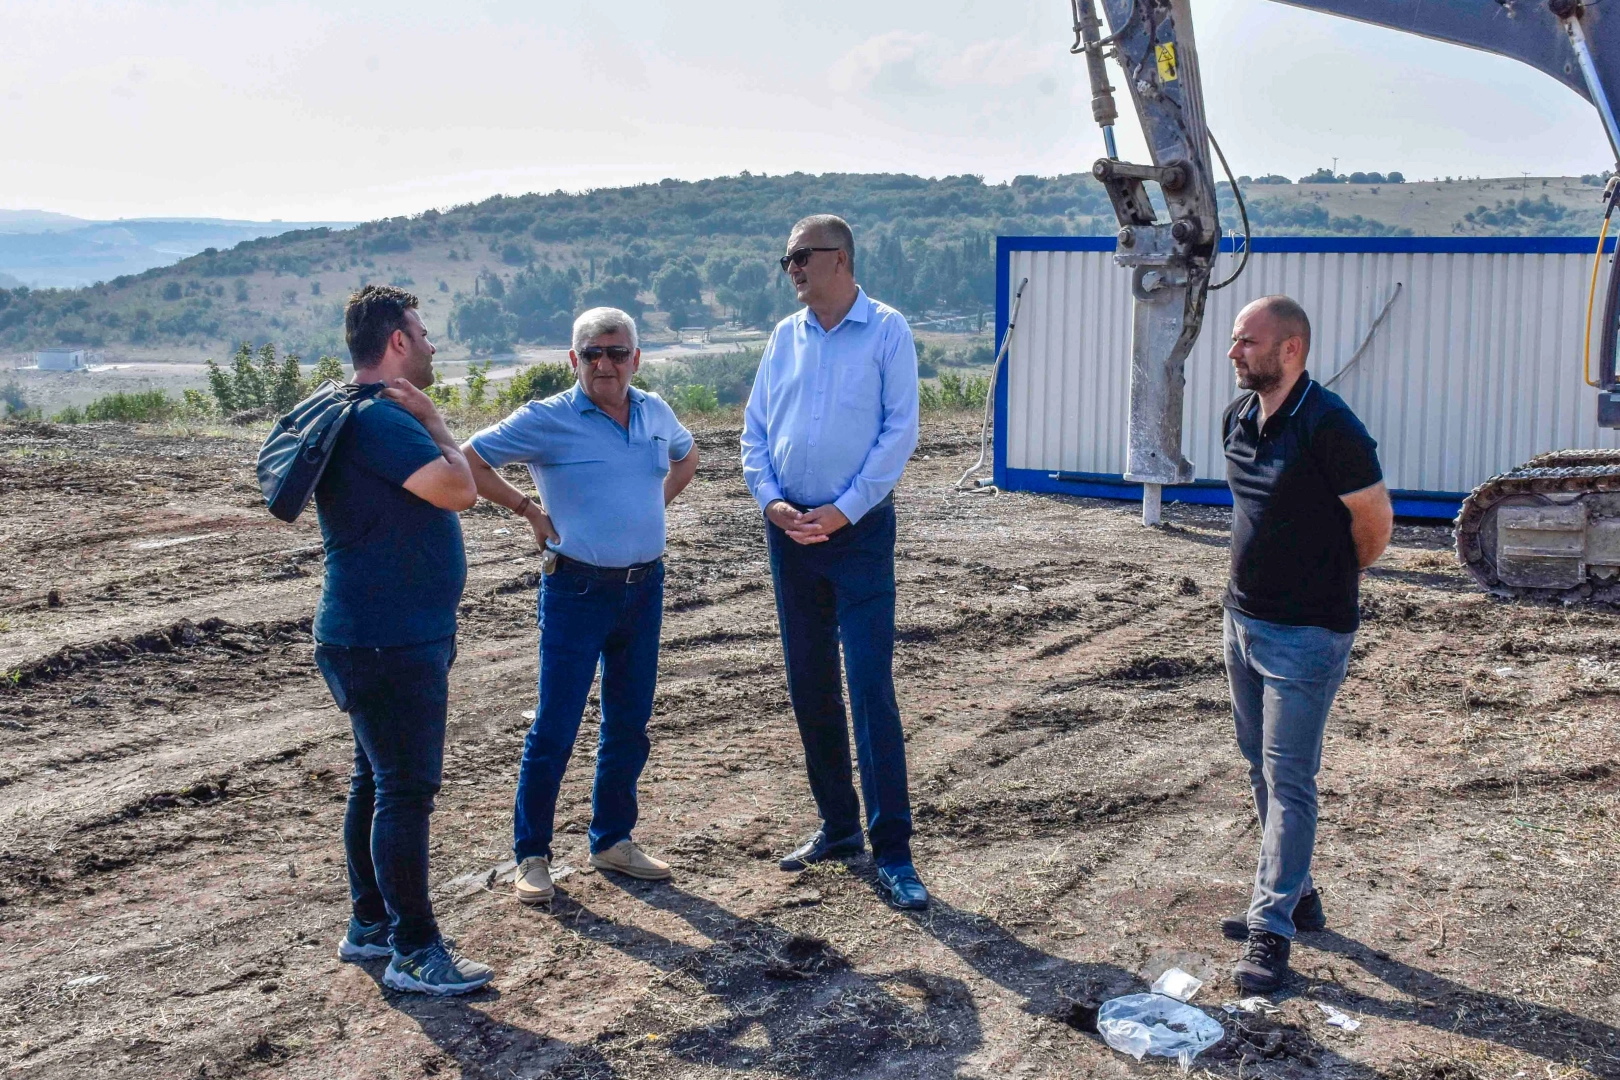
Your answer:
[829,30,1061,102]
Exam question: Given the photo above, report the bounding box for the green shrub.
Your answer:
[919,370,990,412]
[1,382,28,418]
[79,390,177,423]
[205,343,334,415]
[465,359,492,407]
[426,383,462,408]
[638,347,761,409]
[494,363,573,411]
[309,355,347,386]
[669,383,720,415]
[181,389,214,419]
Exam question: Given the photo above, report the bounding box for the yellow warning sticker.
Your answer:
[1156,42,1179,83]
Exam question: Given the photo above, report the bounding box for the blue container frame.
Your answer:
[991,235,1619,521]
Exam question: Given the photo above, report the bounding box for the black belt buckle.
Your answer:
[623,564,647,584]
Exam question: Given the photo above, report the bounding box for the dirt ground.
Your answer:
[1,415,1617,1080]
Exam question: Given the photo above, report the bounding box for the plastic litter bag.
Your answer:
[1097,993,1225,1071]
[1149,966,1204,1002]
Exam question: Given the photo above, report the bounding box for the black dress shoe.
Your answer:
[778,829,864,872]
[876,863,929,910]
[1221,889,1326,941]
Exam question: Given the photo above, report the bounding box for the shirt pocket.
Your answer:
[836,356,882,411]
[650,436,671,476]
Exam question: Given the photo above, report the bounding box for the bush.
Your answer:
[494,362,574,411]
[449,295,514,355]
[205,343,335,415]
[1,382,28,418]
[69,390,176,423]
[465,359,492,407]
[652,256,705,326]
[426,383,462,408]
[919,370,990,412]
[668,383,720,415]
[309,355,347,386]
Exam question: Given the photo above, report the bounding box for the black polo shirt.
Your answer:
[1222,373,1382,634]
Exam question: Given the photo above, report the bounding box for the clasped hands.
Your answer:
[766,500,849,545]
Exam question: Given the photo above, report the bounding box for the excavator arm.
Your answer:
[1072,0,1620,525]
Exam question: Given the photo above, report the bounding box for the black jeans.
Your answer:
[765,500,913,868]
[314,636,455,955]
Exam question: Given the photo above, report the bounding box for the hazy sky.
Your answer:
[4,0,1613,221]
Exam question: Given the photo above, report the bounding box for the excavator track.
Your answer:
[1455,455,1620,603]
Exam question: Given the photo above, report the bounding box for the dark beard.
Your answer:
[1235,342,1285,394]
[1236,366,1282,394]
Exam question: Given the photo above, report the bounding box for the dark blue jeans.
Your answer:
[314,635,454,955]
[513,560,664,862]
[766,501,913,868]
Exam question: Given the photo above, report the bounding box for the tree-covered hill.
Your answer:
[0,170,1609,359]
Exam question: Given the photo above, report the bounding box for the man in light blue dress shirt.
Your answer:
[740,214,927,910]
[462,307,698,905]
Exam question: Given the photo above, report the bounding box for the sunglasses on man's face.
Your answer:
[580,345,634,363]
[779,246,841,272]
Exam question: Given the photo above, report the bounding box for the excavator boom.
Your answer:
[1075,0,1620,533]
[1074,0,1620,598]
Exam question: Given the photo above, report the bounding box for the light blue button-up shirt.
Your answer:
[468,384,693,568]
[740,288,919,523]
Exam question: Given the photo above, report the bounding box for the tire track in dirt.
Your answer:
[7,420,1620,1080]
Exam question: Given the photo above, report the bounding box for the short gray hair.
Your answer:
[790,214,855,274]
[572,306,639,354]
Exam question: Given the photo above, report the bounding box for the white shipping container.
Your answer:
[992,237,1620,518]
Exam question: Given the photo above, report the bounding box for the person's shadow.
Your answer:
[568,873,984,1075]
[902,891,1388,1074]
[1302,930,1620,1078]
[356,965,619,1080]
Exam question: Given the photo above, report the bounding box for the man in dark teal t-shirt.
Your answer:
[314,396,467,646]
[310,285,493,998]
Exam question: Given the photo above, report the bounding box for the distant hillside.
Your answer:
[0,172,1611,360]
[0,216,355,289]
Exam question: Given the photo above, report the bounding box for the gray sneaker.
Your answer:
[383,941,494,996]
[337,918,392,962]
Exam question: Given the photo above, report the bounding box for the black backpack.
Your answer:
[257,380,384,522]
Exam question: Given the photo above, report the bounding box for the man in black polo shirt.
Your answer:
[1219,294,1393,993]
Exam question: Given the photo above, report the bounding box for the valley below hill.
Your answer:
[0,171,1611,368]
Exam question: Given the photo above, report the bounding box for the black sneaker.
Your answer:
[1233,929,1292,994]
[1220,889,1326,941]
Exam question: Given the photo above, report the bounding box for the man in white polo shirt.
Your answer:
[462,306,698,904]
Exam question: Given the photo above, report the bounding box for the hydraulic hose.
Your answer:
[1583,178,1620,387]
[956,277,1029,492]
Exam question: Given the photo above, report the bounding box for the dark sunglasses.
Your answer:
[779,246,841,272]
[580,345,634,363]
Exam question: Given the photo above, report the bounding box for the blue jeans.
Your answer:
[766,500,913,868]
[513,560,665,862]
[314,636,455,955]
[1223,609,1354,939]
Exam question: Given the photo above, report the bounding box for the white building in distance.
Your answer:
[36,349,86,371]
